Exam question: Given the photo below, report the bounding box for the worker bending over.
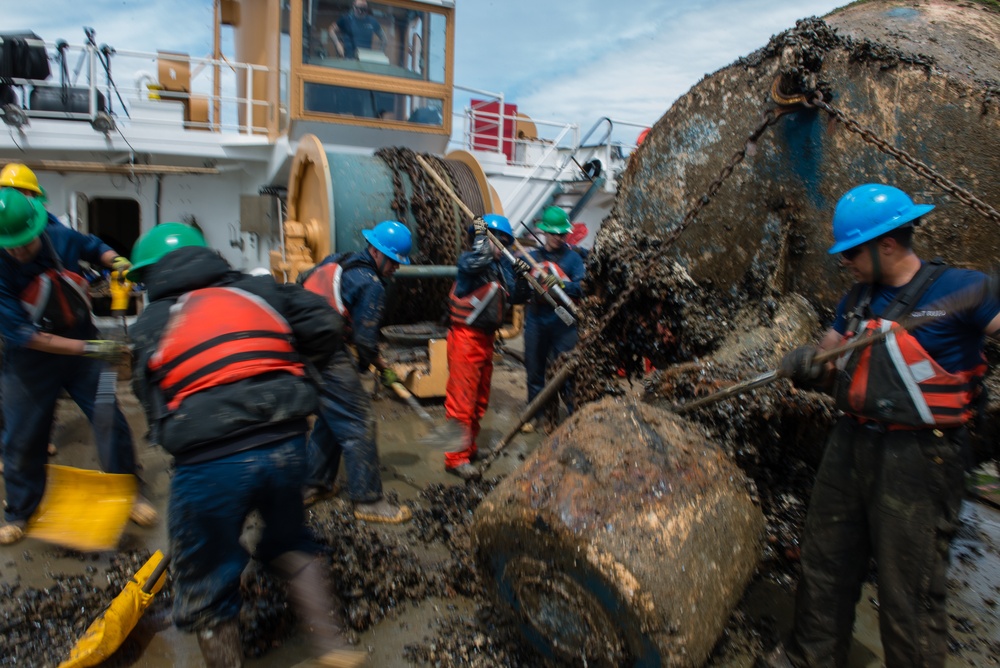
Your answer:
[128,223,365,668]
[766,184,1000,668]
[0,185,154,545]
[301,220,412,523]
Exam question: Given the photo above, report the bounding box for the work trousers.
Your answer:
[305,349,382,503]
[443,325,494,468]
[2,349,136,523]
[169,436,313,631]
[524,306,578,415]
[788,417,966,668]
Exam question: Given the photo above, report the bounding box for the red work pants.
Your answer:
[443,325,494,468]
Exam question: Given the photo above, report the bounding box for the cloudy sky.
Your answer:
[5,0,848,142]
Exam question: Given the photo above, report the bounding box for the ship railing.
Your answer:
[450,89,649,224]
[1,37,282,137]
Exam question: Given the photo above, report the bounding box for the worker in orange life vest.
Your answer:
[0,186,155,546]
[128,223,365,668]
[766,184,1000,668]
[300,220,413,522]
[431,214,529,480]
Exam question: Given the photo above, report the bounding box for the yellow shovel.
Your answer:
[25,464,137,552]
[59,550,170,668]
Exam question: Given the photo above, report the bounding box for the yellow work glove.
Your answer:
[111,256,132,273]
[82,340,130,363]
[541,273,564,290]
[381,368,400,388]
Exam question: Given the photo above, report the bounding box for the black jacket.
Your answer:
[131,246,343,464]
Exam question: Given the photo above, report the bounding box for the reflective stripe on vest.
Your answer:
[301,262,350,319]
[19,268,92,334]
[149,287,305,411]
[835,318,982,428]
[448,281,506,331]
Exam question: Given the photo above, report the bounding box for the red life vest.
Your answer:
[20,268,92,335]
[529,260,573,305]
[834,318,985,428]
[448,280,507,332]
[529,260,570,285]
[149,287,305,411]
[301,262,350,320]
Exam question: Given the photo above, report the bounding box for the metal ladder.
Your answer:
[506,117,615,236]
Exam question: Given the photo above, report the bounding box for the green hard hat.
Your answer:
[537,206,571,234]
[0,187,47,249]
[128,222,207,281]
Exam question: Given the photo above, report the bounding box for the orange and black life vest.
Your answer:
[448,280,507,332]
[299,254,365,337]
[301,262,350,320]
[834,319,985,428]
[529,260,570,286]
[20,267,91,335]
[833,261,984,428]
[149,286,305,411]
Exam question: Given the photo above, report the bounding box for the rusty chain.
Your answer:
[575,105,793,353]
[808,91,1000,225]
[673,107,790,241]
[558,102,798,382]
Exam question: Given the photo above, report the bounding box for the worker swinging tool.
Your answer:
[414,154,576,326]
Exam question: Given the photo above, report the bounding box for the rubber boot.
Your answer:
[196,619,243,668]
[273,551,368,667]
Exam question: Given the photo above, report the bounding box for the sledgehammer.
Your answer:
[414,154,576,326]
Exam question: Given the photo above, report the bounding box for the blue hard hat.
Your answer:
[469,214,514,245]
[363,220,412,265]
[828,184,934,255]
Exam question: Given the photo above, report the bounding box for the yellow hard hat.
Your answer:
[0,163,42,195]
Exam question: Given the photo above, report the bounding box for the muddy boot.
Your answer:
[273,551,368,666]
[129,494,159,527]
[196,620,243,668]
[0,521,25,545]
[354,497,411,524]
[304,485,335,508]
[445,462,481,481]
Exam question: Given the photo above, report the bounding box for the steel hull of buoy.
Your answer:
[615,0,1000,312]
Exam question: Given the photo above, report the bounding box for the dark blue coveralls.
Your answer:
[0,218,137,524]
[517,243,586,417]
[305,251,386,503]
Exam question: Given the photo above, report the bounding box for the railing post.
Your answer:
[89,45,98,119]
[245,64,253,134]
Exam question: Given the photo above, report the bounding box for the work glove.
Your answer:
[381,367,400,388]
[512,258,530,279]
[82,340,130,363]
[779,345,823,387]
[472,216,488,237]
[111,256,132,273]
[541,273,564,290]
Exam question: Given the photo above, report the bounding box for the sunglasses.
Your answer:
[841,246,863,261]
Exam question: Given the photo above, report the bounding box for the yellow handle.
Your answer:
[110,271,131,312]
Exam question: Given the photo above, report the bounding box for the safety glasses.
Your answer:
[841,245,863,261]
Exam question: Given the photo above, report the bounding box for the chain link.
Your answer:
[808,92,1000,224]
[572,105,792,362]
